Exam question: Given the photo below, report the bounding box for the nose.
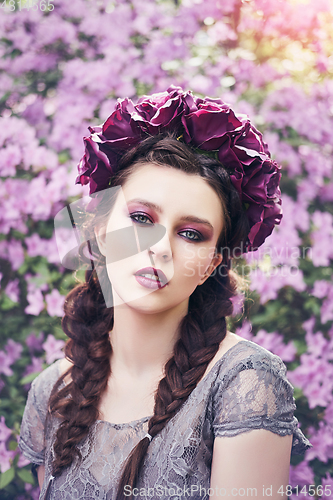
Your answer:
[148,231,173,262]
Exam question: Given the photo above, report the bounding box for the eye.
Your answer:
[130,212,153,225]
[179,230,203,242]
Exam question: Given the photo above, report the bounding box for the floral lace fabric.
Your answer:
[18,340,311,500]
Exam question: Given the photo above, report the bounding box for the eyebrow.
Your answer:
[127,199,215,231]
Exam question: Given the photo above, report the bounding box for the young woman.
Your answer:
[19,87,311,500]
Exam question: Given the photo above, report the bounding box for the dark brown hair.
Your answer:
[48,134,249,498]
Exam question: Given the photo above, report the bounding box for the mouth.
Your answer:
[134,267,168,289]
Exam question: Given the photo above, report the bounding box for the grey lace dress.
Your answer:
[19,339,311,500]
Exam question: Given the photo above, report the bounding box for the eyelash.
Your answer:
[129,212,204,242]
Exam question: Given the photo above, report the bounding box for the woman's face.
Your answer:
[95,163,224,314]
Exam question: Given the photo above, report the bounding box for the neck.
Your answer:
[110,301,188,379]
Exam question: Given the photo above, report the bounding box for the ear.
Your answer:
[198,252,223,285]
[94,224,107,257]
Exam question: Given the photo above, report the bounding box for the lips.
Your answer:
[134,267,168,288]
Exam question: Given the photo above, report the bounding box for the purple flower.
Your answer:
[306,422,333,463]
[5,279,20,303]
[5,339,22,365]
[231,293,245,316]
[23,356,43,378]
[17,451,30,468]
[253,329,296,362]
[45,289,65,317]
[182,98,243,150]
[25,288,45,316]
[235,320,253,340]
[135,86,188,134]
[26,332,45,353]
[288,354,333,409]
[0,441,16,473]
[312,280,331,299]
[42,334,65,364]
[0,351,14,377]
[289,461,315,488]
[0,417,12,443]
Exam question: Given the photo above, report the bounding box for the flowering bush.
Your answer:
[0,0,333,498]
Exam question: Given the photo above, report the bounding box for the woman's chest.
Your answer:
[45,398,214,500]
[98,375,158,424]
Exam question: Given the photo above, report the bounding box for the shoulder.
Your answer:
[206,332,287,383]
[209,334,290,399]
[31,358,71,395]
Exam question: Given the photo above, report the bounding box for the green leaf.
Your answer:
[17,468,35,485]
[1,295,18,311]
[8,441,17,451]
[0,468,15,489]
[19,372,41,385]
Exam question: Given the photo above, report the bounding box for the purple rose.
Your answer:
[182,100,243,150]
[224,122,282,250]
[134,88,185,135]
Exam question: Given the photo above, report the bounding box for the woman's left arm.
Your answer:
[210,430,292,500]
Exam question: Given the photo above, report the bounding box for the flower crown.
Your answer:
[76,85,282,252]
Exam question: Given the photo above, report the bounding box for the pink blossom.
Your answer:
[5,278,20,302]
[252,330,296,362]
[0,417,12,443]
[312,280,331,299]
[235,320,253,340]
[25,288,45,316]
[0,441,16,473]
[288,354,333,409]
[310,211,333,267]
[42,334,65,364]
[302,316,315,335]
[289,460,315,487]
[324,400,333,425]
[249,269,279,303]
[321,295,333,324]
[0,144,22,176]
[26,332,45,353]
[306,329,329,358]
[45,289,65,317]
[0,351,13,377]
[5,339,22,364]
[0,239,24,271]
[306,422,333,463]
[23,356,43,378]
[25,233,62,264]
[17,452,30,468]
[249,266,305,304]
[231,294,245,316]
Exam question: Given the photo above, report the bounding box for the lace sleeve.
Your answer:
[18,361,61,465]
[212,347,312,455]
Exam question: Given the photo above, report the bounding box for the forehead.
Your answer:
[121,162,224,230]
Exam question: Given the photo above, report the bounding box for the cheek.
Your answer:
[180,245,216,280]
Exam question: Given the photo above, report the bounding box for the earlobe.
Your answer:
[199,253,223,285]
[94,226,107,257]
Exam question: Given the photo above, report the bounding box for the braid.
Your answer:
[49,270,113,477]
[116,269,235,499]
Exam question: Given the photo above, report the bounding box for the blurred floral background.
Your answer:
[0,0,333,498]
